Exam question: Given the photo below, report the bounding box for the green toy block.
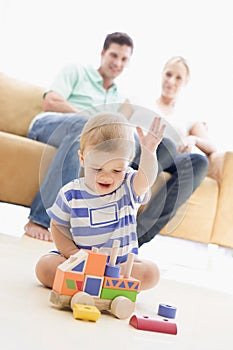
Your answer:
[100,288,137,302]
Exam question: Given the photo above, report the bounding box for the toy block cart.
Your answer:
[50,241,140,320]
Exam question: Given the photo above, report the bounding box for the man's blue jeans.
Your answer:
[27,113,208,246]
[27,113,88,228]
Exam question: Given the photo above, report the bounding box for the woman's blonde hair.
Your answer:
[80,112,136,160]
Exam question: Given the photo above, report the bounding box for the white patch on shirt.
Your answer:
[89,203,119,226]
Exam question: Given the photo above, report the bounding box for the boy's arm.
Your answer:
[51,219,79,258]
[133,117,166,196]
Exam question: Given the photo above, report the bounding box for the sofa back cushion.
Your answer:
[0,73,44,136]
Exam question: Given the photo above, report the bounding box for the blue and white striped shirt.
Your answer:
[47,168,149,264]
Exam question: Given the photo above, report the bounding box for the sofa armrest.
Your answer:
[207,151,229,182]
[0,73,44,136]
[210,151,233,247]
[0,132,56,207]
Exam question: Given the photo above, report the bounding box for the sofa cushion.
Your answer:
[0,73,44,136]
[160,176,219,244]
[138,173,219,244]
[210,151,233,248]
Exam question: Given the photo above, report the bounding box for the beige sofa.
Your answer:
[1,72,233,247]
[0,73,56,207]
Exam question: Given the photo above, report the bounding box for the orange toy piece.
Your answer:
[53,269,85,296]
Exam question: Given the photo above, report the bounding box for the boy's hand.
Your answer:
[133,117,165,195]
[136,116,166,153]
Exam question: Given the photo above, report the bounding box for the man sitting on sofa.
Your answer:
[24,31,208,243]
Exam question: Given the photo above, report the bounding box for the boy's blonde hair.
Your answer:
[80,112,136,160]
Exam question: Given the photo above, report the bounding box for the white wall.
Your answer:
[1,0,232,151]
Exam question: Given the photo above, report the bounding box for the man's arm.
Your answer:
[133,117,166,196]
[42,91,81,113]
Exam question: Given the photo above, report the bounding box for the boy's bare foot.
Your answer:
[24,221,53,242]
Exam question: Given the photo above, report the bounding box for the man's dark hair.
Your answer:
[103,32,134,53]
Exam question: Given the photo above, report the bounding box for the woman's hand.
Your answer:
[178,135,196,153]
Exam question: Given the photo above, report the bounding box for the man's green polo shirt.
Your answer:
[29,63,126,130]
[50,63,126,112]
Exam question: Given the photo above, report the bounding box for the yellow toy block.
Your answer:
[73,304,101,321]
[53,269,84,296]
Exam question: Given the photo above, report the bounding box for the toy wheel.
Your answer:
[111,296,135,319]
[70,291,95,310]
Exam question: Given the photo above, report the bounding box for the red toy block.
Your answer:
[129,315,177,335]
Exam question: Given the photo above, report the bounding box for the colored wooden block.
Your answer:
[58,250,88,272]
[83,275,104,297]
[85,250,108,276]
[158,303,177,319]
[129,315,177,335]
[100,287,138,302]
[103,276,140,292]
[53,269,84,296]
[73,304,101,322]
[104,264,121,277]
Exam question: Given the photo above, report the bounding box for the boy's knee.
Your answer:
[147,262,160,288]
[35,255,65,289]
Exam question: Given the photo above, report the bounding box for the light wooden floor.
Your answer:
[1,203,233,349]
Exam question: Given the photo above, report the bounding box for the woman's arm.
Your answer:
[42,91,80,113]
[50,219,79,258]
[189,121,217,155]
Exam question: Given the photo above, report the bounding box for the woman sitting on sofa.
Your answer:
[129,56,218,245]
